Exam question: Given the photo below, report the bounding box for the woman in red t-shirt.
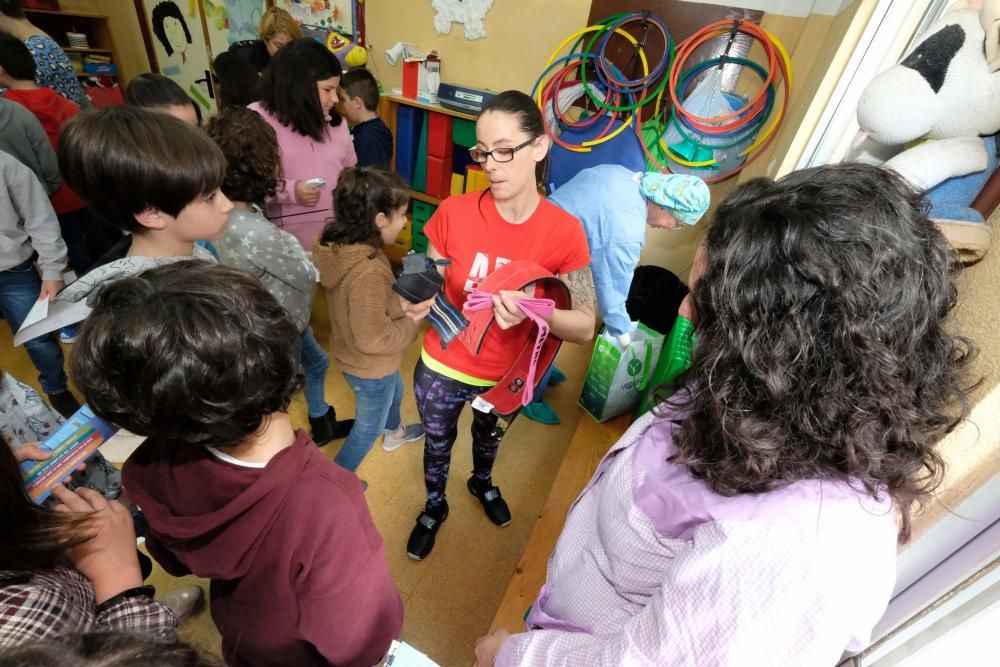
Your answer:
[400,91,597,561]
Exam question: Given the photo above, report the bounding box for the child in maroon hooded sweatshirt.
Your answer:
[71,261,403,667]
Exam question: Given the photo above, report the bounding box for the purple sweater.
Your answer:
[248,102,357,249]
[498,407,898,665]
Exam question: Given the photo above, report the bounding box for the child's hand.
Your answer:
[38,279,65,302]
[50,485,144,604]
[295,180,323,207]
[12,442,51,463]
[400,294,436,321]
[474,628,511,666]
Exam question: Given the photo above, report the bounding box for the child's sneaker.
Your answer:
[158,585,205,621]
[382,424,424,452]
[59,325,78,343]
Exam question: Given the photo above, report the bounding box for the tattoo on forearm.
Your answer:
[562,265,596,314]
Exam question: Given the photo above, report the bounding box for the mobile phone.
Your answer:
[304,177,327,188]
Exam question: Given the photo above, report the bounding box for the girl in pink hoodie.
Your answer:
[249,39,357,249]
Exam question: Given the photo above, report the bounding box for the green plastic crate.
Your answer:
[412,231,429,253]
[412,200,437,228]
[452,118,476,148]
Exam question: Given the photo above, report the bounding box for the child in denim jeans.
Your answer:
[313,168,424,479]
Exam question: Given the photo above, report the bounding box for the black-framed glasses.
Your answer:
[469,136,538,164]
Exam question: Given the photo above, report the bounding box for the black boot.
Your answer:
[309,407,353,446]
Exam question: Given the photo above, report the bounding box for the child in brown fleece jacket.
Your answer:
[313,167,424,475]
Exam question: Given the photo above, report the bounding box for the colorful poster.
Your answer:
[202,0,267,58]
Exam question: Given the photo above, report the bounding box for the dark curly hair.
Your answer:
[257,38,343,141]
[321,167,408,248]
[204,105,282,205]
[656,163,975,543]
[71,262,302,448]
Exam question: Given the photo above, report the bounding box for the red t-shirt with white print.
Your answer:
[423,190,590,382]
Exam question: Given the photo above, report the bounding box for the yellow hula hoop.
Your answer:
[658,27,793,168]
[539,25,650,153]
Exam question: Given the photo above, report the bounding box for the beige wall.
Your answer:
[363,0,591,95]
[57,0,151,85]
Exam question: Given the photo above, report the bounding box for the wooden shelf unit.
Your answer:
[379,93,479,176]
[25,9,121,82]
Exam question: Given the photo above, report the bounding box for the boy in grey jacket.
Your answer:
[0,98,59,194]
[0,149,79,416]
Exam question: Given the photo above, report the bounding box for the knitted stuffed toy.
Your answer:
[431,0,494,40]
[856,1,1000,261]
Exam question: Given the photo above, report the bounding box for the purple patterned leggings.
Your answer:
[413,359,505,509]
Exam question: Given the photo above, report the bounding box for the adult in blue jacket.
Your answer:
[525,165,709,424]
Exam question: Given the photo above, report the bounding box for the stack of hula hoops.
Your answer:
[532,13,792,183]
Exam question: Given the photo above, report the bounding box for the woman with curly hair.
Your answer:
[204,106,353,446]
[475,163,975,666]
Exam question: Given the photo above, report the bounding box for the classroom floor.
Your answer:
[0,290,592,667]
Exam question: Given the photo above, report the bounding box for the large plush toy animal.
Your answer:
[856,1,1000,260]
[431,0,494,40]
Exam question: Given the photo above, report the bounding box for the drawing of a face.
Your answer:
[164,16,188,54]
[151,1,192,59]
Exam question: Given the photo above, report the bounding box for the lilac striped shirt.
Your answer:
[495,409,898,666]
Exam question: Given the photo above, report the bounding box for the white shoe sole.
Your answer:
[382,434,425,452]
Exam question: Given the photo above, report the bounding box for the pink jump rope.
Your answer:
[462,289,556,406]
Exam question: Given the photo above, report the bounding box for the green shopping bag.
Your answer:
[637,314,695,416]
[579,323,665,422]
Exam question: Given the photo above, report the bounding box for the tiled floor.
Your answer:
[1,291,590,666]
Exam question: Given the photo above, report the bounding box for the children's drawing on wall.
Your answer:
[432,0,494,40]
[141,0,217,115]
[152,1,193,66]
[277,0,352,33]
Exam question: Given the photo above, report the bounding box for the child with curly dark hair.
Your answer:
[73,262,403,667]
[476,163,976,666]
[204,105,353,446]
[313,168,424,478]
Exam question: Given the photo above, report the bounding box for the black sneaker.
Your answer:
[47,390,81,418]
[309,407,354,446]
[467,476,512,527]
[406,501,448,561]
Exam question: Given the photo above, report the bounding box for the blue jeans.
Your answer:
[531,364,555,404]
[298,327,330,419]
[0,259,68,394]
[335,371,403,472]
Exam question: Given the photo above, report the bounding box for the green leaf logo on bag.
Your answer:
[626,357,643,377]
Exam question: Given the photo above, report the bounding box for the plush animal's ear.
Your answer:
[981,0,1000,70]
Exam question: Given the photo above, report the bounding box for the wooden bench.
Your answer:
[488,412,633,634]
